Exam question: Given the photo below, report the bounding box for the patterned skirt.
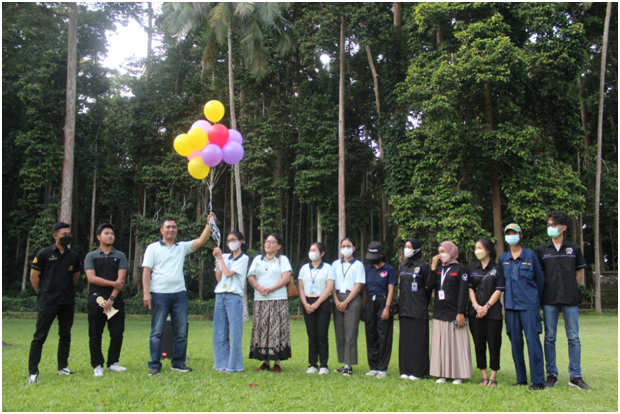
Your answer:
[249,299,292,361]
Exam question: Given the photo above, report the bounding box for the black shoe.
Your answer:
[528,383,545,391]
[512,381,528,386]
[148,367,161,376]
[171,364,193,373]
[334,366,346,373]
[568,377,591,390]
[342,367,353,376]
[544,374,558,388]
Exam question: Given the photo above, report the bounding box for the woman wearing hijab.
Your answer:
[398,238,433,380]
[429,241,472,384]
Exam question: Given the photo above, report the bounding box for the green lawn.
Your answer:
[2,312,617,412]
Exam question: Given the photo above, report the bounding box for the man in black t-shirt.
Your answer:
[28,222,83,384]
[84,223,128,377]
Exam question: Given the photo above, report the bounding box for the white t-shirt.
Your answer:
[142,240,194,293]
[214,253,249,296]
[331,258,366,293]
[248,254,292,301]
[298,262,335,298]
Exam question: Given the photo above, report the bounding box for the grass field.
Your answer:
[2,311,617,412]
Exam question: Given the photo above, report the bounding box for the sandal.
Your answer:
[487,379,497,387]
[479,379,489,386]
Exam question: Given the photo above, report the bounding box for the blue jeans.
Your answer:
[543,305,581,378]
[213,293,244,371]
[505,309,545,384]
[148,291,188,369]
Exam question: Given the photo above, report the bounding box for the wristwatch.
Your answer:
[109,296,116,302]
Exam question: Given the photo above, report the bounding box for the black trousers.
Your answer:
[302,297,331,368]
[399,317,429,377]
[88,301,126,368]
[469,317,503,371]
[28,305,75,375]
[364,295,394,372]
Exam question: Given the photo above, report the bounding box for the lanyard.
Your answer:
[440,266,452,289]
[309,264,321,285]
[341,261,353,281]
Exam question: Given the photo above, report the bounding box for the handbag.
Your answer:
[279,256,299,298]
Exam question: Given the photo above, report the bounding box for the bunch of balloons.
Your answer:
[173,100,245,180]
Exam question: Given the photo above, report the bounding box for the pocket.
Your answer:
[520,265,534,280]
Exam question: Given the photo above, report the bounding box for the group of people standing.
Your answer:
[27,210,591,392]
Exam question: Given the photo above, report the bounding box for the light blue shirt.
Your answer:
[298,262,335,298]
[142,240,194,293]
[214,253,249,296]
[331,258,365,292]
[248,254,292,301]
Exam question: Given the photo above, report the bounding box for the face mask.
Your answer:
[439,253,451,263]
[547,227,561,239]
[404,248,414,258]
[309,251,320,262]
[59,235,72,246]
[505,235,520,246]
[474,249,487,260]
[341,247,353,258]
[368,258,380,265]
[228,241,240,252]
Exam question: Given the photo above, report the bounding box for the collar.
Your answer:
[340,257,358,265]
[545,239,566,250]
[159,240,179,247]
[371,263,388,271]
[260,252,280,261]
[96,246,117,255]
[475,260,497,271]
[228,252,245,262]
[309,261,325,270]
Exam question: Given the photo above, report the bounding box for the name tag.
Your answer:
[438,290,445,300]
[339,283,347,294]
[412,282,418,292]
[308,285,319,297]
[221,277,229,290]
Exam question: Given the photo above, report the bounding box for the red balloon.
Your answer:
[208,124,229,148]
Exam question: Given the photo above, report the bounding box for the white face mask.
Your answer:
[228,241,241,252]
[404,247,414,258]
[309,251,320,262]
[341,247,353,258]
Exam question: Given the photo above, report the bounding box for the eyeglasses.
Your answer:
[265,240,278,245]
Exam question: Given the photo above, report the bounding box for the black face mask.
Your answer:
[59,235,72,246]
[368,258,380,265]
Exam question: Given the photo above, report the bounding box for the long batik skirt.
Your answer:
[249,299,292,361]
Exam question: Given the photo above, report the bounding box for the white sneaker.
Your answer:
[400,374,409,380]
[28,374,39,384]
[319,367,329,375]
[93,365,104,377]
[436,377,447,383]
[376,371,387,379]
[366,370,379,376]
[452,379,463,385]
[108,363,127,372]
[409,375,420,381]
[306,366,318,374]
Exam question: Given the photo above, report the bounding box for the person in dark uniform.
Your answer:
[536,211,590,390]
[84,223,128,377]
[398,238,432,381]
[28,222,83,384]
[468,238,505,387]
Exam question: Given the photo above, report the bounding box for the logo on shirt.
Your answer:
[566,248,573,255]
[414,267,420,274]
[68,265,73,271]
[489,269,497,277]
[462,273,468,281]
[33,257,38,264]
[380,271,388,278]
[49,256,57,261]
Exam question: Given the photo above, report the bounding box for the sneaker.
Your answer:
[366,370,379,376]
[108,363,127,372]
[93,365,104,377]
[272,364,282,373]
[452,379,463,385]
[334,366,345,373]
[436,377,447,383]
[568,377,591,390]
[544,374,557,388]
[400,374,409,380]
[148,367,161,376]
[171,364,192,373]
[342,367,353,376]
[528,383,545,391]
[57,368,73,376]
[28,374,39,384]
[376,371,387,379]
[306,366,318,374]
[513,381,528,386]
[319,367,329,375]
[409,375,420,381]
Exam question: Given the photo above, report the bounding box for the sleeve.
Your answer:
[535,245,545,274]
[31,249,46,272]
[495,264,505,290]
[279,255,293,273]
[182,240,194,256]
[247,256,259,277]
[84,252,95,270]
[531,253,545,302]
[142,244,154,269]
[575,245,587,269]
[457,265,469,315]
[355,262,366,284]
[72,252,83,273]
[231,254,249,278]
[467,264,475,289]
[118,252,128,270]
[423,264,434,302]
[326,264,336,281]
[388,266,398,286]
[298,264,307,284]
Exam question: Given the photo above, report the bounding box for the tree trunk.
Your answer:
[89,142,97,249]
[145,2,153,81]
[594,1,612,313]
[338,14,346,244]
[227,28,244,235]
[230,172,235,231]
[484,82,504,256]
[297,202,302,261]
[21,233,31,291]
[60,2,78,224]
[317,207,322,243]
[393,2,402,43]
[198,260,204,299]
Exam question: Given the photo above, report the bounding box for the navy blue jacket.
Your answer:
[499,248,544,311]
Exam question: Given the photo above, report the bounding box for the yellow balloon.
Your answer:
[187,128,209,151]
[187,157,210,179]
[204,100,225,123]
[173,134,193,157]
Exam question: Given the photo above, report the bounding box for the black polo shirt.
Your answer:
[536,240,586,306]
[31,244,83,309]
[432,263,469,322]
[398,259,432,320]
[467,261,505,320]
[365,263,398,297]
[84,247,128,304]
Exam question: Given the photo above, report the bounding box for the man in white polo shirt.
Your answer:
[142,214,215,375]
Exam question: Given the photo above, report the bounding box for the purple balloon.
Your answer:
[201,144,223,167]
[222,141,245,165]
[191,120,212,135]
[228,129,243,145]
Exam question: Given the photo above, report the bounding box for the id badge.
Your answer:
[339,283,347,294]
[438,290,445,300]
[411,282,418,292]
[221,277,229,290]
[309,285,319,297]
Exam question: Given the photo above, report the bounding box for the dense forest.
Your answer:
[2,2,617,302]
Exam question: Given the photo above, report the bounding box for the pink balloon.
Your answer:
[201,144,223,167]
[187,150,202,161]
[208,124,229,148]
[228,129,243,145]
[222,141,245,165]
[191,120,212,135]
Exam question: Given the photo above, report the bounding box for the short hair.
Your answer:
[52,222,70,235]
[96,223,115,236]
[475,238,497,263]
[160,217,177,228]
[267,232,283,246]
[547,210,568,227]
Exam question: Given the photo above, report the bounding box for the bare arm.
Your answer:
[191,222,212,252]
[142,267,152,309]
[86,269,124,290]
[313,280,334,308]
[30,269,41,292]
[576,268,584,285]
